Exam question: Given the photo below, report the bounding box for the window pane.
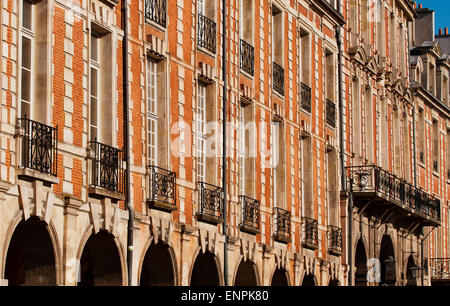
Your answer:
[22,37,32,69]
[21,101,30,119]
[21,69,31,102]
[22,1,32,31]
[91,35,98,63]
[90,97,98,126]
[90,68,98,97]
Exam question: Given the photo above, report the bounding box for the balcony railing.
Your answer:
[240,39,254,76]
[326,99,336,128]
[145,0,166,27]
[347,165,441,223]
[328,225,343,255]
[272,62,284,96]
[89,141,125,195]
[197,14,216,53]
[300,82,311,113]
[197,182,223,224]
[148,165,176,211]
[302,217,318,249]
[273,207,291,243]
[18,118,58,177]
[430,258,450,280]
[239,195,260,234]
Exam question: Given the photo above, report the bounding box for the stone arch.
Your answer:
[379,234,396,286]
[189,247,222,286]
[301,273,317,286]
[76,227,126,286]
[233,256,259,286]
[354,237,368,286]
[4,216,58,286]
[139,239,177,286]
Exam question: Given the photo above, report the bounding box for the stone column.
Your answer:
[63,197,83,286]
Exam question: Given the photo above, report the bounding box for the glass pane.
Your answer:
[21,37,32,69]
[90,68,97,96]
[90,126,97,141]
[91,35,98,62]
[21,69,31,102]
[21,101,30,119]
[22,1,32,31]
[90,97,98,125]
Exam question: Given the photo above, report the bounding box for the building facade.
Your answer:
[0,0,448,286]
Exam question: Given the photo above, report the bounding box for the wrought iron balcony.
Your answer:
[326,99,336,128]
[240,39,254,76]
[239,195,260,234]
[17,118,58,178]
[273,207,291,243]
[145,0,166,27]
[148,165,176,211]
[328,225,343,256]
[430,258,450,282]
[347,165,440,226]
[302,217,318,250]
[89,141,125,196]
[197,14,216,53]
[272,62,284,96]
[197,182,223,224]
[300,82,311,113]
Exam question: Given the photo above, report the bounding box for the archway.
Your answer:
[301,274,316,286]
[140,242,175,286]
[329,279,340,286]
[379,235,396,286]
[271,268,289,286]
[190,251,220,286]
[355,238,367,286]
[405,255,418,286]
[5,217,56,286]
[78,230,123,286]
[234,260,258,286]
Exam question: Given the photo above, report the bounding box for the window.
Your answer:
[325,50,335,102]
[377,0,385,57]
[147,60,158,166]
[239,108,245,195]
[361,0,370,50]
[433,118,439,173]
[302,136,312,217]
[239,0,253,42]
[352,79,361,161]
[89,25,113,145]
[390,14,397,75]
[393,109,401,176]
[380,96,389,169]
[327,149,338,226]
[271,5,283,65]
[446,129,450,180]
[365,89,373,163]
[196,84,207,182]
[418,108,425,164]
[402,114,411,180]
[272,121,285,209]
[300,30,310,86]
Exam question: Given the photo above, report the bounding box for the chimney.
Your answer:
[446,27,449,35]
[419,4,422,9]
[413,1,417,9]
[439,28,443,35]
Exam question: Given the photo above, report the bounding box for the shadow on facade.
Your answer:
[379,235,396,286]
[271,268,289,286]
[78,230,122,286]
[190,251,220,286]
[5,217,56,286]
[301,274,316,286]
[140,242,175,286]
[355,238,367,286]
[234,260,258,286]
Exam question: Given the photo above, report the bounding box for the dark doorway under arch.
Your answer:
[190,251,220,286]
[5,217,56,286]
[140,242,175,286]
[271,268,289,286]
[406,255,418,286]
[78,230,123,286]
[302,274,316,286]
[355,238,368,286]
[329,279,340,286]
[235,260,258,286]
[379,235,396,286]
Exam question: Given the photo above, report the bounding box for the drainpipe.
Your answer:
[222,0,229,287]
[122,0,134,286]
[336,23,351,285]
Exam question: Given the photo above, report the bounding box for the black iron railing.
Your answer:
[197,182,223,221]
[274,207,291,241]
[273,62,284,96]
[302,217,318,249]
[430,258,450,280]
[239,195,260,233]
[149,165,176,207]
[197,14,216,53]
[89,141,125,194]
[240,39,254,76]
[300,82,311,113]
[145,0,166,27]
[328,225,342,255]
[326,99,336,128]
[18,118,58,176]
[347,165,441,221]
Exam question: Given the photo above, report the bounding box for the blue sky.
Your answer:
[419,0,450,34]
